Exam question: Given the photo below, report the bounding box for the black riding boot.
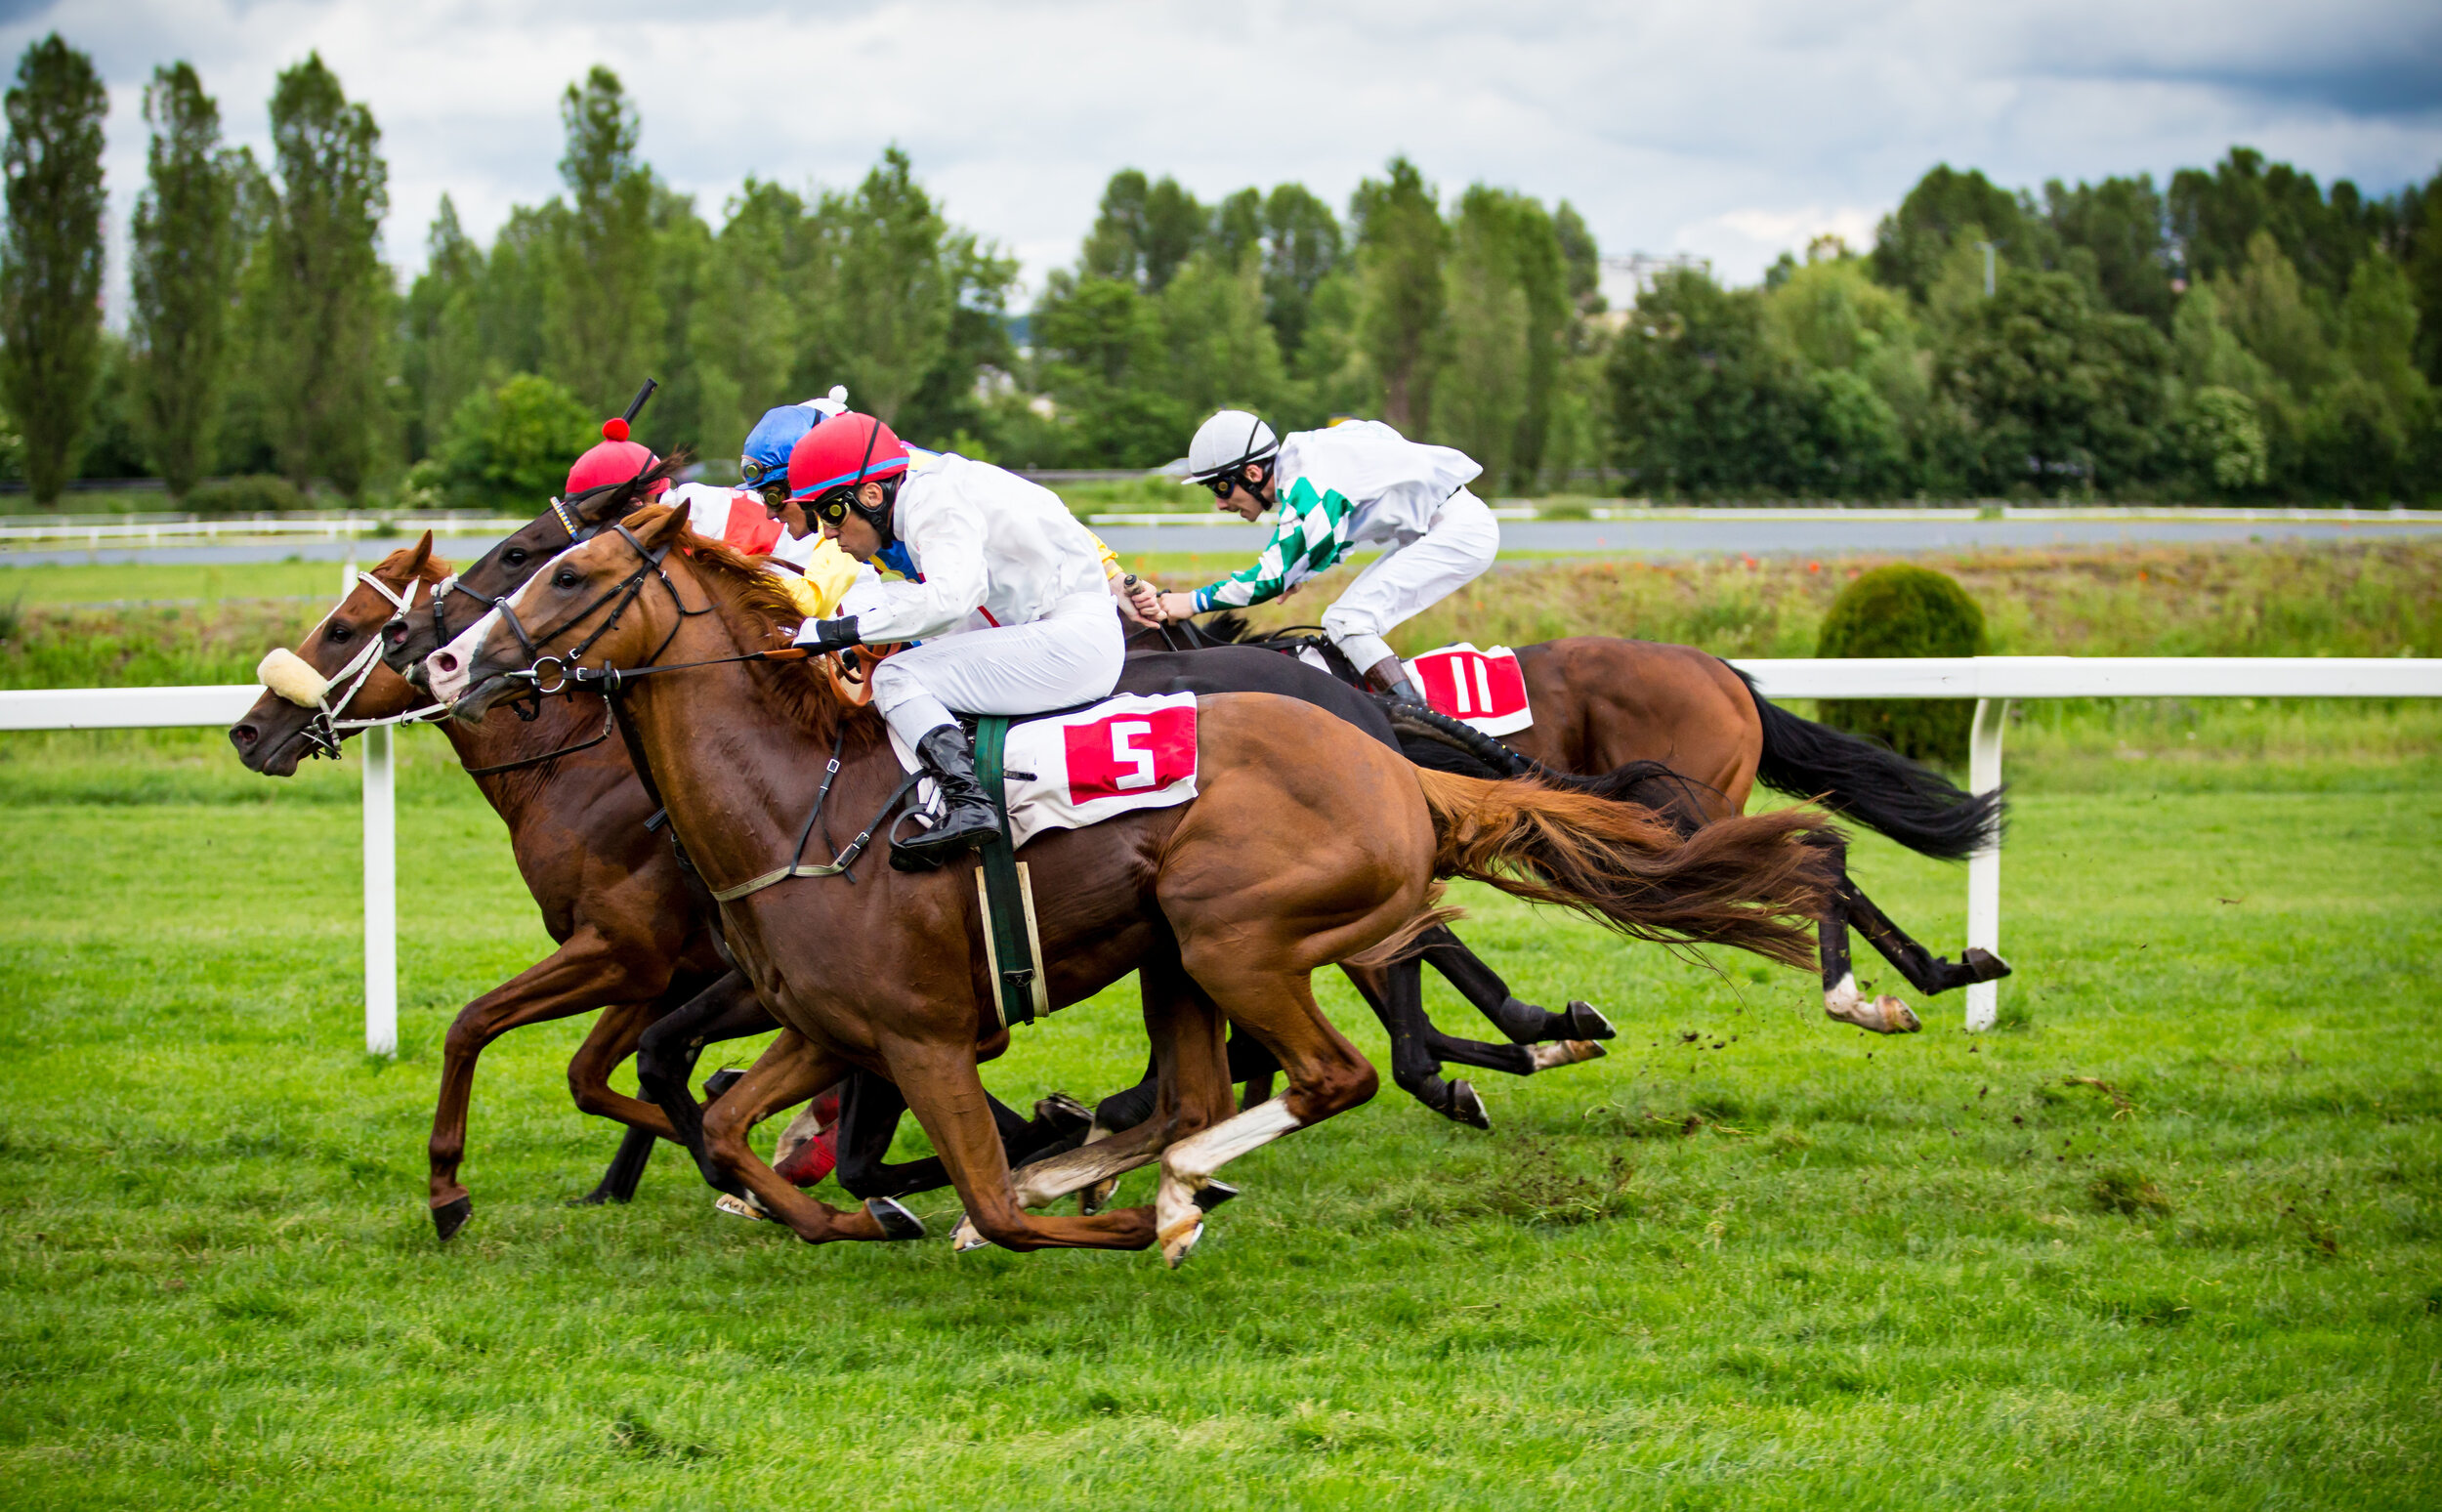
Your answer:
[892,725,1004,872]
[1365,653,1428,708]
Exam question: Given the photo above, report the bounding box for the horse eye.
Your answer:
[326,623,353,644]
[553,567,581,589]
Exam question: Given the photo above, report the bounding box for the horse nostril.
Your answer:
[433,651,458,674]
[232,724,258,747]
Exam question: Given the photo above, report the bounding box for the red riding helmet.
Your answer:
[565,416,669,499]
[786,411,907,505]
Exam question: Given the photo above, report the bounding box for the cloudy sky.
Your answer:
[14,0,2442,317]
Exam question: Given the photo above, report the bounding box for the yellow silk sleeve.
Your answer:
[1087,529,1122,580]
[795,538,864,617]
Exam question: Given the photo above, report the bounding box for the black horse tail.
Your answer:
[1729,666,2003,862]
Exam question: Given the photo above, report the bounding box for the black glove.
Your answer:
[796,614,863,653]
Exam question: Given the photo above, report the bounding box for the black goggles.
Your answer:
[1200,474,1238,500]
[810,490,860,526]
[752,479,791,512]
[739,455,787,486]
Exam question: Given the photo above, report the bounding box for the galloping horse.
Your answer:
[431,494,1844,1260]
[229,536,1082,1239]
[1179,620,2010,1034]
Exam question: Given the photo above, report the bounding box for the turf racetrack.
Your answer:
[0,731,2436,1507]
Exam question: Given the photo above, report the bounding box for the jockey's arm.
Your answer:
[1085,526,1161,623]
[1162,485,1330,618]
[839,506,989,645]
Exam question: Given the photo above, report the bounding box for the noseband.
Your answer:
[396,473,642,659]
[289,571,444,760]
[492,523,708,697]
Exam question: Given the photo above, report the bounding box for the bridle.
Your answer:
[286,570,448,760]
[399,470,652,660]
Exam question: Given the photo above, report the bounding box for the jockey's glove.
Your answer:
[794,614,863,652]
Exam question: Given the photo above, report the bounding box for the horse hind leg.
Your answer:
[1418,926,1617,1045]
[1342,957,1494,1129]
[1817,881,1920,1035]
[1842,880,2012,993]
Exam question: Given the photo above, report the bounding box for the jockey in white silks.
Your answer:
[1154,411,1498,706]
[786,411,1132,871]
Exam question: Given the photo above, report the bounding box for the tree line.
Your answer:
[2,31,2438,507]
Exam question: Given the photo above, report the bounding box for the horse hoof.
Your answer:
[1079,1177,1117,1217]
[1445,1079,1493,1131]
[950,1214,989,1252]
[865,1196,926,1241]
[1963,948,2012,983]
[1530,1038,1608,1071]
[713,1192,769,1222]
[1193,1179,1239,1214]
[1566,1000,1617,1039]
[1034,1092,1095,1138]
[431,1196,473,1242]
[700,1067,745,1101]
[1879,996,1921,1033]
[1160,1219,1204,1269]
[567,1187,614,1207]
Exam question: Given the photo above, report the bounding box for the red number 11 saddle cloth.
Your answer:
[1402,643,1533,735]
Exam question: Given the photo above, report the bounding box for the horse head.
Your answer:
[230,531,447,777]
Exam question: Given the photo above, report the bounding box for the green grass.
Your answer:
[1,728,2438,1507]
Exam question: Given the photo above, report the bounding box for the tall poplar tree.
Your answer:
[130,63,243,499]
[545,66,658,416]
[247,54,390,498]
[1352,157,1448,435]
[0,34,106,504]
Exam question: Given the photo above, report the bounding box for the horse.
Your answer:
[383,471,1621,1133]
[1168,619,2010,1034]
[428,490,1844,1260]
[229,534,1086,1239]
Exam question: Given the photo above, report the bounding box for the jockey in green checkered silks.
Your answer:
[1155,411,1500,705]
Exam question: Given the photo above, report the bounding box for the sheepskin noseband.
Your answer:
[258,647,332,708]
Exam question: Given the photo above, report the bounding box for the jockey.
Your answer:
[562,402,864,618]
[787,412,1125,870]
[1155,411,1498,705]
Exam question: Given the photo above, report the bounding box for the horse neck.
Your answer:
[437,689,613,819]
[614,577,889,882]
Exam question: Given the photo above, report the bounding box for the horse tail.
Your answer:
[1411,768,1838,970]
[1728,666,2003,862]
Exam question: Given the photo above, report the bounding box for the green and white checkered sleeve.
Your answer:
[1192,478,1352,612]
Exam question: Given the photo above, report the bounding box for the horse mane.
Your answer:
[624,502,873,746]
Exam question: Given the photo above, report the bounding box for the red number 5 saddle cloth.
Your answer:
[1401,643,1533,735]
[884,693,1200,845]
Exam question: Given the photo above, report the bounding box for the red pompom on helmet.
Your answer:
[565,415,667,499]
[786,411,907,505]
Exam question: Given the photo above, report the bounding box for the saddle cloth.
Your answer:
[885,692,1200,847]
[1403,643,1533,735]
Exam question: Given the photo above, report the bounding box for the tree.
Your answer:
[2170,147,2378,297]
[130,63,247,498]
[2042,174,2173,327]
[689,179,814,464]
[1433,185,1569,490]
[436,372,596,508]
[245,53,391,498]
[1609,267,1810,496]
[1082,169,1206,293]
[400,195,486,463]
[806,147,959,426]
[1260,183,1343,361]
[1871,165,2034,305]
[0,34,107,504]
[544,66,659,418]
[1352,157,1449,434]
[1932,268,2170,496]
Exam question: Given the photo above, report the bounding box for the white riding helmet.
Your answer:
[1183,409,1278,484]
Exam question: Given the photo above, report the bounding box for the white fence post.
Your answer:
[1963,696,2009,1031]
[362,724,397,1056]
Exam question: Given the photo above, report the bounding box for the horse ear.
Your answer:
[405,530,435,575]
[637,500,691,549]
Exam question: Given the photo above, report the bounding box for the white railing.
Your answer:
[0,515,529,548]
[3,655,2437,1048]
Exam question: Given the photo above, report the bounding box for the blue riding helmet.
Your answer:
[740,403,826,492]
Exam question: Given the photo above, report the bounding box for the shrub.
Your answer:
[436,374,597,510]
[1814,562,1987,765]
[185,475,303,517]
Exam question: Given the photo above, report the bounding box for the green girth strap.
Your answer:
[971,717,1046,1029]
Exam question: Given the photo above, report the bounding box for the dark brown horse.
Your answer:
[1178,621,2008,1034]
[433,497,1842,1260]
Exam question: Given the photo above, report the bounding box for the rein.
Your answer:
[485,523,918,900]
[284,570,449,760]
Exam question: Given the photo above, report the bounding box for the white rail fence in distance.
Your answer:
[2,656,2436,1049]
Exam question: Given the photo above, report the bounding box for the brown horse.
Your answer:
[228,535,733,1237]
[433,496,1842,1260]
[1182,621,2008,1034]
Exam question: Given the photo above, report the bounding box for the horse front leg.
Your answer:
[1815,863,1920,1034]
[695,1030,904,1243]
[426,925,649,1240]
[634,969,775,1197]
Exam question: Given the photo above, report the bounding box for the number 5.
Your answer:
[1110,720,1157,789]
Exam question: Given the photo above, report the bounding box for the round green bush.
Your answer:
[1813,563,1987,766]
[185,475,304,517]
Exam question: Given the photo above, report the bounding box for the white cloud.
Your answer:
[9,0,2436,324]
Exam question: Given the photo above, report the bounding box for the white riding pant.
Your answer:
[869,591,1125,749]
[1321,486,1500,673]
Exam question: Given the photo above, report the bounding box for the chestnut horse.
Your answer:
[1178,620,2010,1034]
[431,496,1842,1260]
[231,536,1088,1238]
